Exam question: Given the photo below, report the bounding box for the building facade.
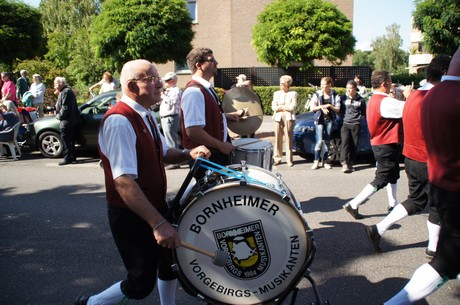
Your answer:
[156,0,354,87]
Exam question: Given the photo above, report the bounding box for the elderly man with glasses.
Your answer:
[74,59,210,305]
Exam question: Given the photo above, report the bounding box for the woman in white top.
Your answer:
[271,75,297,167]
[29,74,46,117]
[89,71,117,95]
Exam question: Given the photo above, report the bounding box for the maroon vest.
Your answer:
[366,94,403,145]
[98,102,167,210]
[180,80,227,151]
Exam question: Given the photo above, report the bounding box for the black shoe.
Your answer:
[59,160,72,166]
[425,249,436,259]
[343,203,363,219]
[74,295,89,305]
[365,225,382,253]
[387,206,395,213]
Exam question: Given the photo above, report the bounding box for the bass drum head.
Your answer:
[173,182,312,304]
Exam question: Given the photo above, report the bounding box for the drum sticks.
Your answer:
[180,240,229,267]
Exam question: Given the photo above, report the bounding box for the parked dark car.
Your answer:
[31,90,163,158]
[292,111,372,161]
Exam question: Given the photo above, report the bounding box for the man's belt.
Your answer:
[161,114,179,119]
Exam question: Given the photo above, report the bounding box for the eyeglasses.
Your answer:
[129,76,162,84]
[202,58,217,63]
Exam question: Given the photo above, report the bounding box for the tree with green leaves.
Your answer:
[39,0,102,76]
[370,24,408,73]
[0,0,44,69]
[252,0,355,70]
[90,0,194,72]
[353,50,373,67]
[413,0,460,55]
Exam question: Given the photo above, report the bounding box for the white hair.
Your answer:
[54,77,67,86]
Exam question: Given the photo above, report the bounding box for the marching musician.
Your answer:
[73,59,210,305]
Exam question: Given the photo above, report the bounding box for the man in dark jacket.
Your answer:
[54,77,81,165]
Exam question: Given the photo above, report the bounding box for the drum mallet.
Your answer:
[180,240,229,267]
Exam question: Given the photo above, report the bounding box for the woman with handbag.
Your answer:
[310,77,341,169]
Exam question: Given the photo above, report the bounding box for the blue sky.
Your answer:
[22,0,415,51]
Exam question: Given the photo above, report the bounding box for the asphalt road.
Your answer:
[1,126,459,305]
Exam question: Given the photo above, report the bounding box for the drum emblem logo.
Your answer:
[214,220,270,280]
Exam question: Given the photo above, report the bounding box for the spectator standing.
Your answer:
[339,80,366,173]
[54,77,81,166]
[74,59,210,305]
[343,71,405,219]
[364,55,451,255]
[160,72,182,169]
[383,48,460,305]
[180,47,239,181]
[1,72,17,106]
[29,74,46,118]
[354,74,368,99]
[271,75,297,167]
[16,70,30,101]
[89,71,117,95]
[310,76,341,169]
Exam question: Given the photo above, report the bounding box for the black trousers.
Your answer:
[370,144,402,190]
[108,204,176,300]
[400,158,440,224]
[340,123,360,164]
[429,185,460,279]
[60,126,76,162]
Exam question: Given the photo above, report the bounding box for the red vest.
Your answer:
[422,81,460,192]
[402,90,429,162]
[180,80,226,151]
[98,102,167,209]
[367,94,403,145]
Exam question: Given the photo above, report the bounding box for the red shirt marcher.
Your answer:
[402,88,430,163]
[367,93,403,146]
[180,80,226,152]
[99,101,167,209]
[422,79,460,192]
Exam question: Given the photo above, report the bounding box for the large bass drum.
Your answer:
[171,164,315,305]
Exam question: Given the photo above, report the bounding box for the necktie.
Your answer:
[147,115,161,155]
[209,87,224,113]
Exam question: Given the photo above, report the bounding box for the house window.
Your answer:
[187,0,197,23]
[175,61,190,74]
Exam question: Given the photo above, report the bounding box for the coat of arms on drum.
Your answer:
[213,220,271,280]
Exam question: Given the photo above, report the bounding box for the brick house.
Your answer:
[156,0,354,87]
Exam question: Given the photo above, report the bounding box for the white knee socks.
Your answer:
[87,281,126,305]
[427,220,441,252]
[376,204,408,236]
[349,184,377,209]
[384,263,444,305]
[386,183,398,208]
[158,279,177,305]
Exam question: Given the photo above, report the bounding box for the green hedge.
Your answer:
[216,86,346,116]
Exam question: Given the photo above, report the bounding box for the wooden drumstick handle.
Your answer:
[180,240,215,259]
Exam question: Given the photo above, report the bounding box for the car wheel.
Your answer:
[38,131,63,158]
[328,137,342,162]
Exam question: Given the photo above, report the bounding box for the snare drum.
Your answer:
[231,138,273,171]
[172,165,314,305]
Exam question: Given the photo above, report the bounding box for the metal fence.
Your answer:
[215,66,372,89]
